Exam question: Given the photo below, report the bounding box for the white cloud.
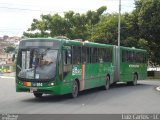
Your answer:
[0,0,135,37]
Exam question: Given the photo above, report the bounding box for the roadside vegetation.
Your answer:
[23,0,160,66]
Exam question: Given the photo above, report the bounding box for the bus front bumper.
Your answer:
[16,84,61,95]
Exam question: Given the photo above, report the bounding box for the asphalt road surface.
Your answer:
[0,77,160,114]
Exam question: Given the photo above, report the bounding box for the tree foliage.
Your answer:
[23,1,160,65]
[134,0,160,66]
[23,6,107,40]
[4,46,15,53]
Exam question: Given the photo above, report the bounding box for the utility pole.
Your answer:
[117,0,121,81]
[118,0,121,47]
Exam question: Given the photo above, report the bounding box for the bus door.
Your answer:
[62,46,72,80]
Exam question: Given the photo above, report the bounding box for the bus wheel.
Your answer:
[103,76,110,90]
[127,74,138,86]
[33,93,43,98]
[71,80,79,98]
[132,74,138,86]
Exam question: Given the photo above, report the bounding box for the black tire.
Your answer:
[33,93,43,98]
[127,74,138,86]
[103,76,110,90]
[71,80,79,98]
[132,74,138,86]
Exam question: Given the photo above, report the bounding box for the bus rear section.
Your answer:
[119,47,147,85]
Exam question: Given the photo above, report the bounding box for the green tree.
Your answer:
[89,14,130,45]
[4,46,15,53]
[89,14,118,44]
[134,0,160,65]
[23,6,107,40]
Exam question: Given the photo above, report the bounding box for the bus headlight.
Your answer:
[49,82,54,86]
[51,83,54,86]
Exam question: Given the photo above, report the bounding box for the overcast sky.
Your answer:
[0,0,135,37]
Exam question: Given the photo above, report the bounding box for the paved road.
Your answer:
[0,78,160,114]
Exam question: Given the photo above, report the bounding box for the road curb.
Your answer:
[156,86,160,91]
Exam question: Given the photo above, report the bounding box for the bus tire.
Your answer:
[71,80,79,98]
[127,74,138,86]
[33,93,43,98]
[132,74,138,86]
[103,76,110,90]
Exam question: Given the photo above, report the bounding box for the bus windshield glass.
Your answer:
[17,48,58,80]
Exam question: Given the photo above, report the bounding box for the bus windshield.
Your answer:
[17,48,58,80]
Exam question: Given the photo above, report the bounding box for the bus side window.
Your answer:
[82,47,90,63]
[128,51,131,62]
[122,50,129,62]
[127,51,130,62]
[140,52,143,63]
[136,52,142,63]
[91,47,98,63]
[99,48,103,63]
[130,51,134,63]
[73,46,81,64]
[107,48,112,62]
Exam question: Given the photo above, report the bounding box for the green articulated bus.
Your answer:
[16,38,147,98]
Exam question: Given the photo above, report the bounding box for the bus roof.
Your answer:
[120,46,146,52]
[21,38,146,51]
[21,38,114,48]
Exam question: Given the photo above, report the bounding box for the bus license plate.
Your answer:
[30,88,37,92]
